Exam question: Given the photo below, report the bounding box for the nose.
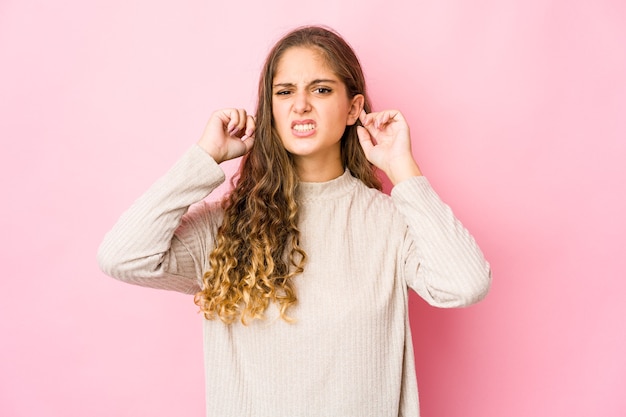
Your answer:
[292,90,311,114]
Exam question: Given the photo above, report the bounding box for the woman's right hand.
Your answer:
[198,108,256,164]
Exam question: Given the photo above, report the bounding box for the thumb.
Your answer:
[356,126,375,158]
[242,134,255,154]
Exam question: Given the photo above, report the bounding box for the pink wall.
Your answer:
[2,0,625,416]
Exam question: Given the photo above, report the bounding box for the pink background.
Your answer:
[2,0,625,416]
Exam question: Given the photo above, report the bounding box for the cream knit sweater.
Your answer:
[98,145,491,417]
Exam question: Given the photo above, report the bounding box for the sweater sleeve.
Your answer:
[391,176,491,307]
[97,145,226,294]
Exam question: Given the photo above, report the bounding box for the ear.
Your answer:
[346,94,365,126]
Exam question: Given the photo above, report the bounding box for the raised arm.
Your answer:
[357,109,491,306]
[97,109,255,293]
[392,177,491,307]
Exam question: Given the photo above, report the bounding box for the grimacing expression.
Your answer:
[271,46,363,165]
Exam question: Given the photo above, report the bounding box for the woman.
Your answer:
[98,25,491,417]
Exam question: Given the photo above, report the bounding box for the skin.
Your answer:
[271,47,363,182]
[197,46,422,185]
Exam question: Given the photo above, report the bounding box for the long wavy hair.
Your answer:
[194,26,381,325]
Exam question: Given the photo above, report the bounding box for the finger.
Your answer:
[227,109,244,136]
[375,110,395,129]
[380,112,391,128]
[359,110,381,139]
[356,126,375,157]
[359,109,375,127]
[214,108,233,131]
[234,108,248,136]
[241,134,255,154]
[244,114,256,137]
[359,110,368,125]
[225,109,241,135]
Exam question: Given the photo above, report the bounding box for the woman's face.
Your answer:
[272,46,363,172]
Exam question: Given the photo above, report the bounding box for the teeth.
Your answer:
[293,123,315,132]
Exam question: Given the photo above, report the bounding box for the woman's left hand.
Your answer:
[357,110,422,184]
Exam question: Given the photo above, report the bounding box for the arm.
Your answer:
[97,109,256,293]
[97,146,225,293]
[358,109,491,306]
[392,176,491,307]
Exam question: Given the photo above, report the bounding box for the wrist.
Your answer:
[386,157,422,185]
[197,140,224,164]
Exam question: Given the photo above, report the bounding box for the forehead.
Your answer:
[273,46,337,81]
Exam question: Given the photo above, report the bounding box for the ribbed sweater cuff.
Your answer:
[183,144,225,189]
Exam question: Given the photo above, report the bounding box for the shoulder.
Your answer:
[350,176,403,223]
[351,175,395,207]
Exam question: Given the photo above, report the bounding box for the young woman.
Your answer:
[98,25,491,417]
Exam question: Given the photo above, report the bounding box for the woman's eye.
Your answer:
[314,87,332,94]
[275,90,291,96]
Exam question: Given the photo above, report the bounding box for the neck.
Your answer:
[294,155,344,182]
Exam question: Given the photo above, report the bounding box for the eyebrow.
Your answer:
[272,79,339,89]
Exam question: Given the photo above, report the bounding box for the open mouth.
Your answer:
[293,123,315,133]
[291,120,317,136]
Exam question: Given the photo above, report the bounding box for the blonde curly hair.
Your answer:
[194,26,381,324]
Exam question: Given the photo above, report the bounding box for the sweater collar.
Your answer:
[296,169,358,202]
